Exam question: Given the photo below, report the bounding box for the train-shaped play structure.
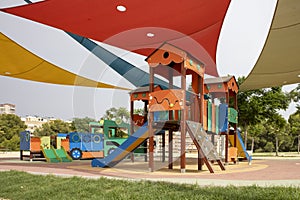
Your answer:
[19,119,144,162]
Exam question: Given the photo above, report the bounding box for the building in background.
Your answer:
[0,103,16,114]
[21,116,56,133]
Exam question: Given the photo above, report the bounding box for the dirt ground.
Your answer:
[1,152,300,187]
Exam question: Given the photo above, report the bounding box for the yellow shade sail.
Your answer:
[240,0,300,91]
[0,32,130,90]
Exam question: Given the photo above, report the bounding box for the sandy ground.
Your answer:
[1,151,300,187]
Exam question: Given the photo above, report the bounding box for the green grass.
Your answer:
[0,171,299,200]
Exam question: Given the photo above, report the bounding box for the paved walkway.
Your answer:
[1,152,300,187]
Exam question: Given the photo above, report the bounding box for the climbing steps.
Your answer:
[186,120,225,173]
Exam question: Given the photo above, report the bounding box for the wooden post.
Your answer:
[225,91,229,164]
[211,94,215,144]
[144,100,148,162]
[199,77,205,170]
[198,150,202,170]
[149,113,154,172]
[199,77,204,125]
[130,100,134,162]
[30,151,33,162]
[149,67,154,172]
[168,66,173,168]
[168,130,173,169]
[233,91,238,149]
[20,150,22,160]
[162,132,165,162]
[180,62,186,173]
[225,133,229,164]
[188,66,203,171]
[191,73,200,122]
[169,109,174,169]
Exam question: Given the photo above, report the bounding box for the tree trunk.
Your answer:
[244,128,248,150]
[275,136,279,156]
[251,138,254,152]
[298,135,300,154]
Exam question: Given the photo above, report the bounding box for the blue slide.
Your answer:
[237,130,252,161]
[229,130,252,161]
[92,124,151,167]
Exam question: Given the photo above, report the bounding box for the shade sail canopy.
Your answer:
[240,0,300,91]
[67,32,171,89]
[2,0,231,77]
[0,32,129,90]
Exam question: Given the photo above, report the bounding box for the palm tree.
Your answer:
[116,107,130,123]
[103,107,130,123]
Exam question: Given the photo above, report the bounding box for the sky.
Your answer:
[0,0,297,120]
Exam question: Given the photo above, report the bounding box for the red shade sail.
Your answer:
[2,0,231,77]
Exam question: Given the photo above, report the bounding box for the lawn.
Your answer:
[0,171,299,200]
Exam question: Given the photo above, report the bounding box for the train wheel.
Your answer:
[70,148,82,160]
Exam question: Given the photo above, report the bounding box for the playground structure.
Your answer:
[92,43,224,172]
[204,76,251,163]
[58,132,104,160]
[92,43,251,173]
[20,130,104,162]
[20,131,72,162]
[19,43,250,172]
[89,120,144,157]
[59,119,132,160]
[2,0,294,177]
[19,119,145,162]
[146,43,225,173]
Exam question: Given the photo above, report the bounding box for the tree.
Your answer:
[0,114,27,150]
[71,117,95,132]
[104,107,118,120]
[237,77,290,150]
[116,107,130,123]
[288,112,300,153]
[266,114,288,156]
[289,83,300,111]
[134,108,145,115]
[103,107,130,123]
[238,87,263,147]
[247,123,266,152]
[290,84,300,97]
[34,119,71,137]
[264,142,275,152]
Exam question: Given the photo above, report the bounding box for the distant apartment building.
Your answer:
[21,116,56,133]
[0,103,16,114]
